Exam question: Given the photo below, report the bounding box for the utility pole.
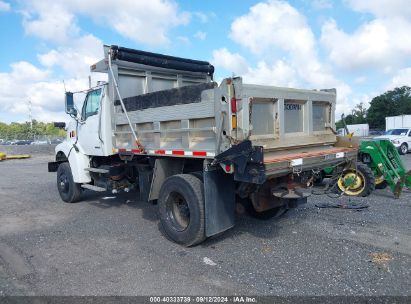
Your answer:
[28,99,33,130]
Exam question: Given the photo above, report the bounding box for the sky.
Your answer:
[0,0,410,123]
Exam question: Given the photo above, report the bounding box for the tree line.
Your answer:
[0,120,66,140]
[336,86,411,130]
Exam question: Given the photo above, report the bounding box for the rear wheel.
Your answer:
[57,162,82,203]
[336,163,375,197]
[399,143,408,155]
[158,174,205,246]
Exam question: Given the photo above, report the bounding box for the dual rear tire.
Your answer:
[158,174,206,247]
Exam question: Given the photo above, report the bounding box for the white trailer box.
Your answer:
[386,115,411,131]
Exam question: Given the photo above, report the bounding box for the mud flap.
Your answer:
[204,162,235,237]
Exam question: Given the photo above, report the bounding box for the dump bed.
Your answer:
[93,45,357,175]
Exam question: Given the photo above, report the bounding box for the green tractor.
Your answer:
[322,139,411,198]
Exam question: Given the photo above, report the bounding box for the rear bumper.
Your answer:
[213,140,357,184]
[264,147,358,178]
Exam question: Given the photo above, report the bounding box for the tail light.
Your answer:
[231,115,237,129]
[231,97,237,113]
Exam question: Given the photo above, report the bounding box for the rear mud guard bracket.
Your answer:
[203,160,235,237]
[149,158,184,201]
[213,140,266,184]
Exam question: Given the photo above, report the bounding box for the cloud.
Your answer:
[194,31,207,40]
[243,60,298,87]
[354,76,367,84]
[5,0,190,122]
[0,31,105,123]
[3,0,191,122]
[345,0,411,18]
[321,18,411,71]
[0,62,56,120]
[225,1,356,117]
[193,12,208,23]
[211,48,298,87]
[0,60,101,123]
[37,34,103,78]
[211,47,351,101]
[386,67,411,90]
[211,48,249,75]
[229,1,348,88]
[86,0,190,46]
[230,0,317,57]
[311,0,332,10]
[20,0,190,46]
[10,61,50,82]
[177,36,190,45]
[0,0,10,11]
[21,2,79,43]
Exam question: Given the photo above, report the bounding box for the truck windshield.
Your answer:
[385,129,409,135]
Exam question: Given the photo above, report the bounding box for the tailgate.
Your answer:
[239,83,337,150]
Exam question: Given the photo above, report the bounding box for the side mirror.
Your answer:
[65,92,77,116]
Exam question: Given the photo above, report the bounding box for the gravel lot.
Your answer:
[0,146,410,296]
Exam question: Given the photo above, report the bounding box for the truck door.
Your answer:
[78,88,104,156]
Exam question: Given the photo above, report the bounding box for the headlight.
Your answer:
[391,139,400,144]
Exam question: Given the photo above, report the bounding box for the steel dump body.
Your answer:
[99,46,350,157]
[95,46,356,177]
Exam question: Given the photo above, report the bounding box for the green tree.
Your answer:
[351,102,367,123]
[367,86,411,129]
[0,121,66,140]
[335,102,368,129]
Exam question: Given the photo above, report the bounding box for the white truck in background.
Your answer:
[376,115,411,155]
[48,45,358,246]
[337,124,369,137]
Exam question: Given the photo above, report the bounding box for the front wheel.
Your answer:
[336,163,375,197]
[399,143,408,155]
[57,162,82,203]
[158,174,205,246]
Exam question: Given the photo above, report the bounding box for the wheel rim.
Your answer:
[401,145,407,154]
[165,192,190,232]
[337,170,366,196]
[58,173,69,194]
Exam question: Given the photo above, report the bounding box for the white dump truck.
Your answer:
[49,45,358,246]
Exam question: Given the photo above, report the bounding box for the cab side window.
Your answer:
[82,89,102,120]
